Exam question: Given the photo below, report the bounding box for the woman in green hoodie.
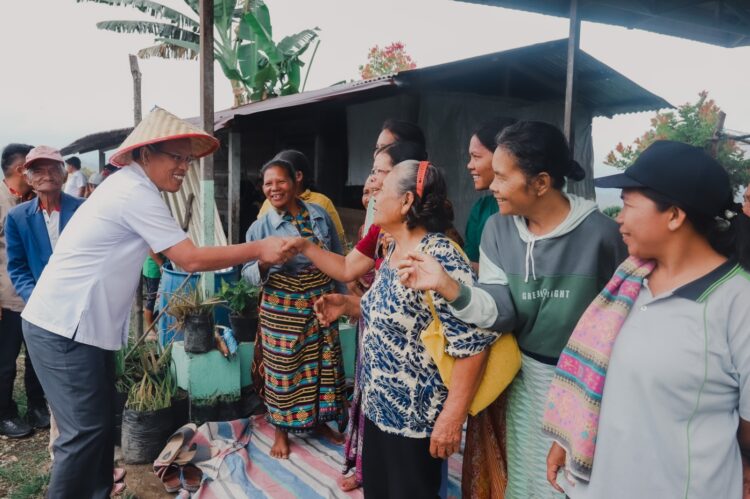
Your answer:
[397,121,627,498]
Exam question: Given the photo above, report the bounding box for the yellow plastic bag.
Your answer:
[422,290,521,416]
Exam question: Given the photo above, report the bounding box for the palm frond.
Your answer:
[96,20,199,43]
[77,0,198,29]
[137,42,198,60]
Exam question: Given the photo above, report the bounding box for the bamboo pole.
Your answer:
[130,54,145,339]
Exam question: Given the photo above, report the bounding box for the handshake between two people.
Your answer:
[253,236,311,265]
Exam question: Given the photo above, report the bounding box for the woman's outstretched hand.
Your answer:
[396,252,450,293]
[314,294,355,327]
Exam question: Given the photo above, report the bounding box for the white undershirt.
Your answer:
[41,209,60,249]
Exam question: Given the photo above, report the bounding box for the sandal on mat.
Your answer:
[154,423,197,468]
[181,463,203,493]
[155,463,182,493]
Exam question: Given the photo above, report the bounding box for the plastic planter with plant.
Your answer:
[217,280,261,342]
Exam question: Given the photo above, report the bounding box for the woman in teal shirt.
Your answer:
[464,117,516,271]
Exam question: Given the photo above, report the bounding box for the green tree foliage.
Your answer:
[359,42,417,80]
[601,206,621,219]
[605,91,750,194]
[77,0,320,106]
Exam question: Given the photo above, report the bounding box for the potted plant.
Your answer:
[168,287,220,353]
[121,342,178,463]
[217,280,261,343]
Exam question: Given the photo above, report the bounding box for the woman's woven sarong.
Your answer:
[462,392,509,498]
[506,354,564,499]
[255,269,347,433]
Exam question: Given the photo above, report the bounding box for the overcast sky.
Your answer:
[2,0,749,206]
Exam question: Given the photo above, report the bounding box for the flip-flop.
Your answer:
[174,441,198,466]
[154,423,197,468]
[181,463,203,492]
[113,467,126,483]
[110,481,127,496]
[155,463,182,493]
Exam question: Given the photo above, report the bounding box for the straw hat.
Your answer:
[109,107,219,167]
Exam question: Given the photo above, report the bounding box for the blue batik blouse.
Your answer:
[360,232,501,438]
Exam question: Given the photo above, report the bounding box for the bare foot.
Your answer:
[316,424,345,445]
[339,473,361,492]
[270,428,290,459]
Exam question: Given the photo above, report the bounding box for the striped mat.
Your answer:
[192,416,463,498]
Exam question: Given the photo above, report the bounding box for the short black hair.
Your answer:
[66,156,82,169]
[260,158,297,185]
[473,116,517,151]
[378,140,428,166]
[382,119,426,150]
[497,121,585,190]
[273,150,314,190]
[1,143,34,174]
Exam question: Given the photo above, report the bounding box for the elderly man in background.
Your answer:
[0,143,48,439]
[6,146,85,304]
[6,146,86,471]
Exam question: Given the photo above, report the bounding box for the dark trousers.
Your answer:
[23,320,114,499]
[362,417,442,499]
[0,309,44,418]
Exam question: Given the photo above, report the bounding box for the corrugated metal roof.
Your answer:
[392,39,672,118]
[458,0,750,48]
[62,39,670,152]
[221,39,670,122]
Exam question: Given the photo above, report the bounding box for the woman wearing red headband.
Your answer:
[350,160,497,498]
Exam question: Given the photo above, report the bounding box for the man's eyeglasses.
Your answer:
[148,146,196,166]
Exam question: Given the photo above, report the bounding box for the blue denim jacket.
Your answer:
[241,201,346,293]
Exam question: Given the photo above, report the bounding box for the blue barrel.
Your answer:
[156,263,239,348]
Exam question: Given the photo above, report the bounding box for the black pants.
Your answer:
[362,417,442,499]
[23,320,115,499]
[0,309,44,418]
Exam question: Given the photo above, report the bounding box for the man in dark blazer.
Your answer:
[6,147,84,303]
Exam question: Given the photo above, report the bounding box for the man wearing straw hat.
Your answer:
[20,107,292,498]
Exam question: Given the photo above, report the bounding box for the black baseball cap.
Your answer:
[595,140,732,216]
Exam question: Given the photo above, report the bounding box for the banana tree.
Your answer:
[77,0,320,107]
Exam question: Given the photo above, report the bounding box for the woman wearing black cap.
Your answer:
[543,140,750,498]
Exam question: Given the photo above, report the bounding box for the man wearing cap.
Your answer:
[85,171,105,197]
[20,107,293,498]
[0,143,48,439]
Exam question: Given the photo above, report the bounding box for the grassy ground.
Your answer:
[0,350,50,499]
[0,347,152,498]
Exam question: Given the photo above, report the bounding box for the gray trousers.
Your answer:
[22,320,114,499]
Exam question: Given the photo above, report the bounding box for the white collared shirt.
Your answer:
[41,208,60,249]
[63,170,87,197]
[22,163,187,350]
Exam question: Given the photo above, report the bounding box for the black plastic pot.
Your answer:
[184,313,214,353]
[172,389,190,428]
[229,313,258,343]
[121,406,175,464]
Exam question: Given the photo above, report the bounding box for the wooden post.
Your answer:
[563,0,594,199]
[228,132,241,245]
[199,0,216,297]
[563,0,580,147]
[129,54,145,339]
[711,111,726,158]
[130,64,145,339]
[129,55,142,123]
